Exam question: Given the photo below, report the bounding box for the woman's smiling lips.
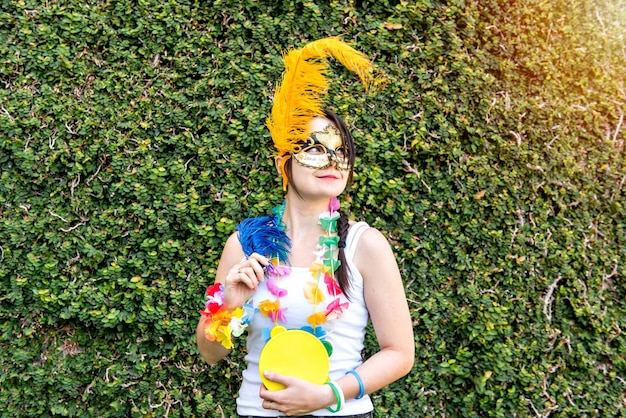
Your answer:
[317,174,339,180]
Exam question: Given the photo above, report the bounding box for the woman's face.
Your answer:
[280,117,350,200]
[292,122,349,170]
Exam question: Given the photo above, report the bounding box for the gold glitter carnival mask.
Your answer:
[292,125,349,170]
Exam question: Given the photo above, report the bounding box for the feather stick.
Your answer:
[266,37,379,188]
[237,215,291,261]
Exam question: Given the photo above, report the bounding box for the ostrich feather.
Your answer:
[236,214,291,261]
[266,37,378,188]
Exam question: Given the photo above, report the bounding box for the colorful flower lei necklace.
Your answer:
[201,197,349,350]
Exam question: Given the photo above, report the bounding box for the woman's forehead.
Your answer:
[308,116,334,132]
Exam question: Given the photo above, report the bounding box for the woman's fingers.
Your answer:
[259,373,329,416]
[248,252,270,276]
[240,253,270,284]
[221,253,272,308]
[262,370,292,387]
[228,253,270,289]
[232,268,259,289]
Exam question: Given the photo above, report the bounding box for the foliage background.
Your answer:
[1,0,625,416]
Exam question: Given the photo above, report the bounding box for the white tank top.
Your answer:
[236,221,373,416]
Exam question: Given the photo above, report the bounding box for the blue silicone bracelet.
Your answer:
[345,369,365,400]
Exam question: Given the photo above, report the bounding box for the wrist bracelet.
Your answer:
[200,283,250,349]
[325,381,344,413]
[345,369,365,399]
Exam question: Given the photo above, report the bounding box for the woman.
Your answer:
[196,38,414,417]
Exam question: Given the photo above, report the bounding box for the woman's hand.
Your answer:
[222,252,269,309]
[259,371,336,416]
[197,236,270,365]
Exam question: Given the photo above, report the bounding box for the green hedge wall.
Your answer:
[1,0,624,416]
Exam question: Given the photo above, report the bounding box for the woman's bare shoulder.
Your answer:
[220,232,245,263]
[349,222,392,256]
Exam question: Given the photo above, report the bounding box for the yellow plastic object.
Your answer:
[258,328,330,391]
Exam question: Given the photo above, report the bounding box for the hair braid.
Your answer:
[336,210,352,300]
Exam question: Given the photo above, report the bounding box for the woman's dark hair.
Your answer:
[283,108,354,299]
[335,210,352,299]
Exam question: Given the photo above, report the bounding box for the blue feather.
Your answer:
[237,214,291,262]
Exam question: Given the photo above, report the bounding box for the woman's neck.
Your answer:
[277,196,333,267]
[281,197,330,240]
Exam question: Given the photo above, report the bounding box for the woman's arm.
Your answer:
[196,315,233,365]
[196,232,269,365]
[259,226,415,413]
[337,226,415,399]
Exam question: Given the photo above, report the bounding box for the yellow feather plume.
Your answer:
[266,37,378,189]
